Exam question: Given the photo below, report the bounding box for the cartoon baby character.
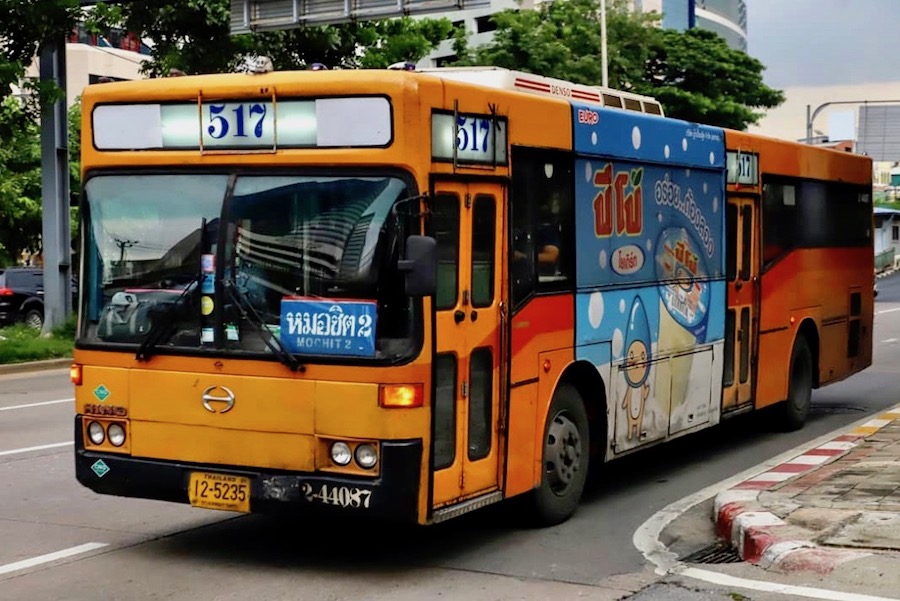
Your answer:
[622,297,652,441]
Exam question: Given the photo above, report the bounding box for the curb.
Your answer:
[0,358,72,376]
[713,408,900,573]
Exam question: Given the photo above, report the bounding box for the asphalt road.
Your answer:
[2,276,900,600]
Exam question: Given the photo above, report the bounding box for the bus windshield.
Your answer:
[79,172,419,363]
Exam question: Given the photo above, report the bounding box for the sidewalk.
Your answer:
[713,405,900,577]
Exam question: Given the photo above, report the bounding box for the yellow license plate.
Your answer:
[188,472,251,513]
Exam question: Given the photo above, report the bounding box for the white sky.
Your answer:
[747,0,900,87]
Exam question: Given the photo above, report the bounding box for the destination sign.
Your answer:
[92,97,392,151]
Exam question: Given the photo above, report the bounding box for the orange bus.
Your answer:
[721,132,873,427]
[72,65,872,526]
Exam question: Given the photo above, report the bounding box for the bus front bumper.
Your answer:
[74,419,423,523]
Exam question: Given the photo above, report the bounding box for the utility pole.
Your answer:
[39,37,72,334]
[115,238,138,264]
[600,0,609,88]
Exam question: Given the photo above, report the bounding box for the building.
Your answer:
[874,207,900,273]
[419,0,747,68]
[18,25,148,108]
[639,0,747,50]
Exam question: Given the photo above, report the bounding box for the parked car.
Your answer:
[0,267,77,330]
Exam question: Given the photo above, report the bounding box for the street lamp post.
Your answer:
[600,0,608,88]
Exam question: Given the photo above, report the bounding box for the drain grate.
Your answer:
[681,542,743,564]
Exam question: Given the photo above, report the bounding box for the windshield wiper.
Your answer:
[135,276,199,362]
[222,277,304,372]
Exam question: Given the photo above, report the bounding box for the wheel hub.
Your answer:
[545,412,582,494]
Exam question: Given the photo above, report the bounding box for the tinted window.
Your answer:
[762,176,870,269]
[471,195,495,308]
[432,194,460,310]
[510,147,575,308]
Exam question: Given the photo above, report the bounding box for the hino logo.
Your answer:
[201,386,235,413]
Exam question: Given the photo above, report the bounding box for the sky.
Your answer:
[747,0,900,88]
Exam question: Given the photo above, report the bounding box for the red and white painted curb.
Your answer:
[713,409,900,573]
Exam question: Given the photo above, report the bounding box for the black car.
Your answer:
[0,267,77,330]
[0,267,46,329]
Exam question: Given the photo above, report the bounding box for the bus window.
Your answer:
[510,147,574,308]
[762,181,796,267]
[432,194,460,310]
[471,196,496,308]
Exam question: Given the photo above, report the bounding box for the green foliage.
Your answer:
[451,0,784,130]
[452,0,661,91]
[0,0,81,112]
[0,97,42,265]
[90,0,452,75]
[0,96,80,265]
[0,319,75,364]
[638,29,785,129]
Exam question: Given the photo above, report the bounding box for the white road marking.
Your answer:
[679,567,900,601]
[0,398,73,412]
[882,338,899,344]
[0,442,73,457]
[876,307,900,315]
[632,405,900,600]
[0,542,107,576]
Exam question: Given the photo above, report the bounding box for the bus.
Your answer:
[72,64,873,526]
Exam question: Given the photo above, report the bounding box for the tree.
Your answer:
[91,0,454,76]
[452,0,661,92]
[451,0,784,130]
[638,28,784,130]
[0,98,42,265]
[0,0,81,111]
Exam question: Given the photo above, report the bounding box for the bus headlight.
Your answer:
[354,443,378,469]
[330,442,352,466]
[87,421,105,445]
[107,423,126,447]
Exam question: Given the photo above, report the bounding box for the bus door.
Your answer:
[430,181,505,509]
[723,195,759,412]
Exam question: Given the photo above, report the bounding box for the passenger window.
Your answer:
[432,194,460,310]
[510,147,574,308]
[471,195,495,308]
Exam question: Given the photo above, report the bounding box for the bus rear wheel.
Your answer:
[530,384,590,526]
[780,335,813,431]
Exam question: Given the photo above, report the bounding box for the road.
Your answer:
[2,275,900,600]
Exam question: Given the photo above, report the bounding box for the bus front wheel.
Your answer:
[530,384,590,526]
[780,335,813,431]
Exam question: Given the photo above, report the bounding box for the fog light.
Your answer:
[107,423,126,447]
[87,421,105,445]
[330,442,352,466]
[354,443,378,469]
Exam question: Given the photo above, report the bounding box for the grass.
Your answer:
[0,319,76,365]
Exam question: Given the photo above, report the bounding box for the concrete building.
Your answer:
[638,0,747,51]
[18,25,148,108]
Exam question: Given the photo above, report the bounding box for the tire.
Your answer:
[529,383,590,526]
[780,335,813,431]
[23,308,44,330]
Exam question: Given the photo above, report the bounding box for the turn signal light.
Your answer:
[70,364,83,386]
[379,383,424,408]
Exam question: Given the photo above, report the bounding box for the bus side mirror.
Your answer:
[398,235,437,297]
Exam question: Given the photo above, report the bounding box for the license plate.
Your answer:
[188,472,251,513]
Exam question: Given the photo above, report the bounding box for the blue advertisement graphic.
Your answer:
[571,105,727,359]
[574,158,724,289]
[280,298,377,357]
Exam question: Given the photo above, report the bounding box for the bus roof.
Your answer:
[416,66,665,117]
